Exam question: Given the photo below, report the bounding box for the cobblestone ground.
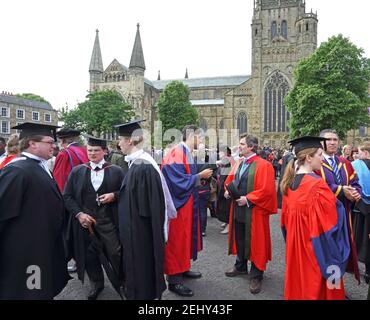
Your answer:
[56,211,369,300]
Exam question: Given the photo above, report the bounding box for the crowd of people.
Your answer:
[0,121,369,300]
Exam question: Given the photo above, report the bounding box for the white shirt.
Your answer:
[90,159,106,191]
[22,152,53,178]
[323,153,336,166]
[125,149,145,168]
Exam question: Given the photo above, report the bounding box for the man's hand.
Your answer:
[98,193,115,204]
[236,196,248,207]
[343,186,360,202]
[350,190,361,202]
[224,190,230,199]
[199,168,213,180]
[78,213,96,229]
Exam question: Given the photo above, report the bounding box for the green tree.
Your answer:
[59,90,134,136]
[285,34,370,139]
[157,80,199,135]
[16,93,50,104]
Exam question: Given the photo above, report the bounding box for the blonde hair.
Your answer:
[280,148,319,195]
[7,134,20,155]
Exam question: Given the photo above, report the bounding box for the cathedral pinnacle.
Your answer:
[89,29,103,73]
[129,23,146,71]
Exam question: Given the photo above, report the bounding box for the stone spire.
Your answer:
[129,23,146,71]
[89,29,104,72]
[157,70,161,80]
[185,68,189,79]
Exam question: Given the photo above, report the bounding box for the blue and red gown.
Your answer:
[161,144,202,275]
[315,156,361,281]
[281,173,350,300]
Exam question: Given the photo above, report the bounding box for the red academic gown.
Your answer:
[225,156,277,271]
[281,174,350,300]
[53,144,88,192]
[162,144,202,275]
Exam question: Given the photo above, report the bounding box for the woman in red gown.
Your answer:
[280,136,350,300]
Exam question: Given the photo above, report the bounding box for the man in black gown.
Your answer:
[0,122,70,299]
[116,119,171,300]
[64,135,125,300]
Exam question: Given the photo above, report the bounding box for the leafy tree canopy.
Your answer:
[285,34,370,139]
[157,80,199,135]
[59,90,134,136]
[16,93,50,104]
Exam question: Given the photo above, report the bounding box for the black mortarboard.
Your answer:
[114,119,145,137]
[288,136,328,154]
[56,128,81,138]
[82,134,107,148]
[12,122,59,140]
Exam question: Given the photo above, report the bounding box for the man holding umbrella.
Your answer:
[63,135,125,300]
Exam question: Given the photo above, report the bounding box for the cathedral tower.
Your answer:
[250,0,317,144]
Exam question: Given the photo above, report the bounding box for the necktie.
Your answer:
[239,159,248,179]
[329,157,342,184]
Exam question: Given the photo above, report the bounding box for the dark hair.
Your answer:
[182,125,201,142]
[319,129,338,138]
[0,137,6,145]
[240,133,259,153]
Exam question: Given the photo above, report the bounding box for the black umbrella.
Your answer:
[88,224,124,300]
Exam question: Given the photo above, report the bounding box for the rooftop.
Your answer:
[0,94,54,111]
[151,75,250,90]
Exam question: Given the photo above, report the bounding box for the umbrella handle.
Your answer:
[87,219,97,235]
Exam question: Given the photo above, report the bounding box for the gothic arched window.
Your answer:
[237,112,248,135]
[271,21,277,39]
[199,118,207,132]
[264,72,290,133]
[281,20,288,39]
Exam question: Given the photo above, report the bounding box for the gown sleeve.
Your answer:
[246,161,278,214]
[0,166,27,234]
[162,162,198,210]
[309,180,350,279]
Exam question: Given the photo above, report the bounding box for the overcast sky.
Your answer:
[0,0,369,110]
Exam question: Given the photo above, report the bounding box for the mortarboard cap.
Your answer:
[12,122,60,140]
[56,128,81,138]
[82,134,107,148]
[288,136,328,154]
[114,119,145,137]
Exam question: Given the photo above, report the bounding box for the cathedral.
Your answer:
[89,0,366,147]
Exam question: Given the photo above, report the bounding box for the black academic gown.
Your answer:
[63,162,125,283]
[0,157,70,300]
[118,160,166,300]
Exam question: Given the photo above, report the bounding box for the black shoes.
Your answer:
[249,278,262,294]
[168,284,194,297]
[225,266,248,277]
[87,285,104,300]
[183,271,202,279]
